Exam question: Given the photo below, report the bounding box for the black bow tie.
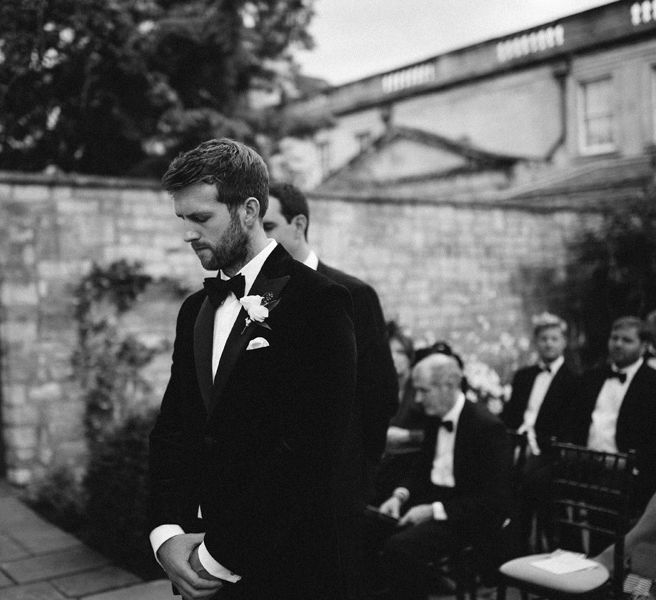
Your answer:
[605,369,627,384]
[438,420,454,433]
[203,274,245,308]
[539,364,552,374]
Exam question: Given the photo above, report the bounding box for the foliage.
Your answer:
[0,0,316,176]
[72,260,165,443]
[83,409,161,579]
[541,204,656,368]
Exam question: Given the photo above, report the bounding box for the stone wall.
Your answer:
[0,172,604,485]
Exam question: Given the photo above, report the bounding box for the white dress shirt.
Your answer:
[518,355,564,455]
[302,249,319,270]
[150,239,278,582]
[430,392,465,520]
[587,358,643,452]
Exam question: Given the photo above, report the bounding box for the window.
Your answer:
[578,77,615,154]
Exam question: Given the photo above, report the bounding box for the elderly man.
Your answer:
[374,353,512,600]
[148,139,357,600]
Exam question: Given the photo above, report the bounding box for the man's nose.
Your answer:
[183,229,200,243]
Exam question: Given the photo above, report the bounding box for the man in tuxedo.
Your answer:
[263,181,398,501]
[567,316,656,513]
[148,139,357,600]
[374,353,512,600]
[502,313,578,550]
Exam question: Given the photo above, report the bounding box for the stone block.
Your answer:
[0,544,108,583]
[12,185,51,202]
[6,468,32,486]
[51,566,140,597]
[0,570,12,588]
[84,579,172,600]
[0,582,67,599]
[3,521,80,555]
[28,383,62,404]
[1,284,38,306]
[4,427,37,450]
[1,404,39,427]
[0,534,29,562]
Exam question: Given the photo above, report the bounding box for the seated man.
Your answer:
[502,312,578,550]
[373,353,512,600]
[566,316,656,515]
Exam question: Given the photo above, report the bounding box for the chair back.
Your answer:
[506,430,528,487]
[549,441,636,597]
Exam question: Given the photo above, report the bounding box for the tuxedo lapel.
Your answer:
[193,297,215,413]
[453,401,471,485]
[206,246,292,419]
[616,363,645,450]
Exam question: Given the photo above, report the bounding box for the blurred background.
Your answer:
[1,0,656,582]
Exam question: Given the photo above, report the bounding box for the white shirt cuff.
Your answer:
[432,501,447,520]
[150,524,185,566]
[198,542,242,582]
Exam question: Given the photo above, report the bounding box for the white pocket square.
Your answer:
[246,337,270,350]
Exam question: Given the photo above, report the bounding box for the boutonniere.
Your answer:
[239,292,280,334]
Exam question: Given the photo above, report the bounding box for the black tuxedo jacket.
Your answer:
[149,245,357,600]
[317,261,398,494]
[565,362,656,509]
[402,400,513,541]
[502,362,578,451]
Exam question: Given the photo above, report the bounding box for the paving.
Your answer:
[0,481,170,600]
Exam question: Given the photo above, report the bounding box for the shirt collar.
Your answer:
[539,355,564,374]
[303,249,319,271]
[441,392,466,429]
[611,357,643,381]
[220,239,277,295]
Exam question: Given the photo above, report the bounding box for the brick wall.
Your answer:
[0,172,603,485]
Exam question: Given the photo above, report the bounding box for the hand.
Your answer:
[157,533,224,599]
[379,496,402,519]
[399,504,433,527]
[189,544,224,582]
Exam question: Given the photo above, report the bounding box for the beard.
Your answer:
[202,212,249,272]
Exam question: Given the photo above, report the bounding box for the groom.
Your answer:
[148,138,358,599]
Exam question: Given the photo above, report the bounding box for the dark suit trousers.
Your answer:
[365,486,468,600]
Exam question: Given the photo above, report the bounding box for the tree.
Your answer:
[544,202,656,368]
[0,0,316,176]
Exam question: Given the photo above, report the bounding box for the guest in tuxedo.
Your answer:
[502,312,578,550]
[567,315,656,514]
[263,181,398,500]
[373,353,512,600]
[148,139,357,600]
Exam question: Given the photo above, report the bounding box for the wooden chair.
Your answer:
[497,441,636,600]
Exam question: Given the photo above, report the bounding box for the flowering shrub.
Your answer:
[462,357,510,414]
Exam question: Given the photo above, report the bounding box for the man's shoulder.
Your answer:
[317,262,373,294]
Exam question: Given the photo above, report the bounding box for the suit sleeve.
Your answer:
[148,296,196,529]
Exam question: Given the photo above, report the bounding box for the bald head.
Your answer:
[412,354,463,417]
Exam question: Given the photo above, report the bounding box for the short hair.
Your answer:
[532,312,567,337]
[162,138,269,217]
[268,181,310,237]
[611,315,651,342]
[387,321,414,364]
[414,353,463,387]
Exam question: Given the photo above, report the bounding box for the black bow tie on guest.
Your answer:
[438,420,454,433]
[605,368,627,384]
[539,364,552,374]
[203,274,245,309]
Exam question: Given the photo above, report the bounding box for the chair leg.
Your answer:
[496,582,506,600]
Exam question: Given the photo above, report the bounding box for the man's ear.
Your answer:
[291,214,308,239]
[243,197,261,224]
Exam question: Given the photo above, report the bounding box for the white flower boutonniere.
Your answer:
[239,295,272,333]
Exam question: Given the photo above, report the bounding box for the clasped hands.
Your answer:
[379,496,434,526]
[157,533,224,599]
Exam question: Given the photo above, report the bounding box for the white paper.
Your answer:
[531,550,601,575]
